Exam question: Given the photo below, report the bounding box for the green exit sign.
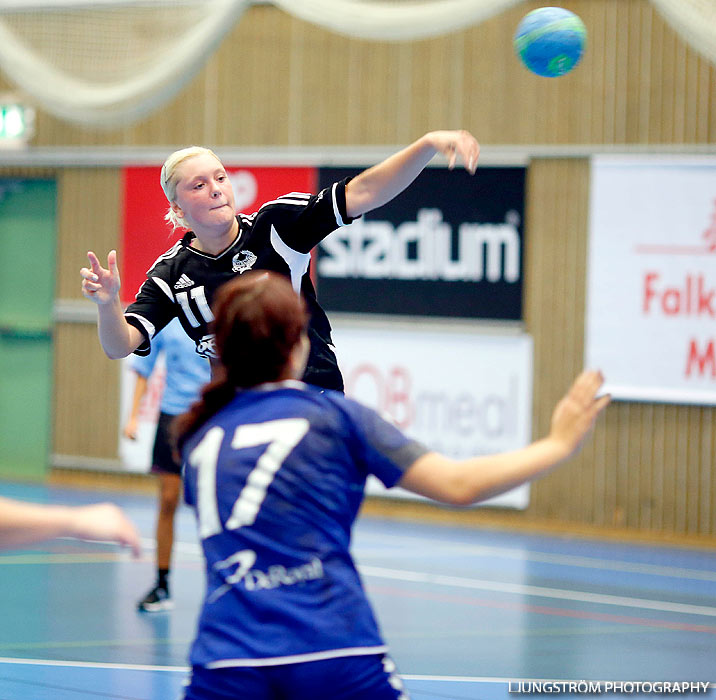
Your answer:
[0,100,34,147]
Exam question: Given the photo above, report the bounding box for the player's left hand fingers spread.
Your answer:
[571,371,605,407]
[581,369,605,397]
[108,249,119,274]
[594,394,611,414]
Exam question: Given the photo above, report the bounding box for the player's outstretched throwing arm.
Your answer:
[344,130,480,218]
[80,249,144,359]
[399,370,610,506]
[0,497,141,555]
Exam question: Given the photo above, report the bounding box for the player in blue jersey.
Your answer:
[80,130,480,391]
[173,271,609,700]
[123,317,211,612]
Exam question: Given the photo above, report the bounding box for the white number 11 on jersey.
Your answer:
[188,418,310,540]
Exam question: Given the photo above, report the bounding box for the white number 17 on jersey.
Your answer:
[188,418,310,540]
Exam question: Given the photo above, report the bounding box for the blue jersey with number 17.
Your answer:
[182,380,429,669]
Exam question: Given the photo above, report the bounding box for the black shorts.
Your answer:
[151,412,181,476]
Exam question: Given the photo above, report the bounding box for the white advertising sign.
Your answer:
[331,322,533,508]
[118,356,165,472]
[586,156,716,404]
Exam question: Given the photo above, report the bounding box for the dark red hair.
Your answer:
[174,271,308,449]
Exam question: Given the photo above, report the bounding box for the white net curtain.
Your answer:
[0,0,713,128]
[0,0,252,127]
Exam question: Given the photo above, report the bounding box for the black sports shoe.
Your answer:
[137,585,173,613]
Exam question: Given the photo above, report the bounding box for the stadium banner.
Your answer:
[586,156,716,405]
[316,166,525,320]
[122,164,525,320]
[331,321,533,508]
[121,166,317,304]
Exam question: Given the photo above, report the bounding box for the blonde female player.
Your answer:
[79,130,480,391]
[173,271,609,700]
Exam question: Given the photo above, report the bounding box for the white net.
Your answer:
[0,0,250,127]
[650,0,716,67]
[272,0,523,42]
[0,0,712,128]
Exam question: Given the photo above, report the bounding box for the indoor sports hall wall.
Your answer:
[0,0,714,537]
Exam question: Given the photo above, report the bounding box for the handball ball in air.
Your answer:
[514,6,586,77]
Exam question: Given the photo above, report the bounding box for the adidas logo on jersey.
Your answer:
[174,274,194,289]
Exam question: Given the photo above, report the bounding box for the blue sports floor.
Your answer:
[0,479,714,700]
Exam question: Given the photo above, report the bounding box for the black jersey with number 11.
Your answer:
[124,178,356,392]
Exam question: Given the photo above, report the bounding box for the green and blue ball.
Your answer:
[514,7,586,78]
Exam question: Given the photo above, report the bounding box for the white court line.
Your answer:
[358,564,716,618]
[0,658,500,680]
[0,658,512,681]
[0,657,188,672]
[6,538,712,618]
[0,538,201,566]
[354,532,716,582]
[8,532,713,587]
[126,539,716,617]
[0,657,516,683]
[0,660,711,690]
[174,532,716,585]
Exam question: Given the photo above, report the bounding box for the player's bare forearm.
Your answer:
[96,298,143,359]
[345,135,436,217]
[399,438,570,506]
[399,370,609,505]
[344,130,480,218]
[0,498,74,548]
[0,497,141,556]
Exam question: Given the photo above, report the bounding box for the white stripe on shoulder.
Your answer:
[331,182,346,227]
[124,313,156,339]
[149,276,174,301]
[259,196,310,210]
[283,192,311,199]
[145,240,183,274]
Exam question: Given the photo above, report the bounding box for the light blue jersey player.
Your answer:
[175,272,609,699]
[126,318,211,612]
[129,317,210,416]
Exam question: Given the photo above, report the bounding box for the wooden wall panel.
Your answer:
[56,169,122,300]
[523,159,592,525]
[53,169,122,461]
[208,7,294,146]
[53,322,120,460]
[524,159,716,537]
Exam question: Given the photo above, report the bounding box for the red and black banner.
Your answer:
[122,163,524,320]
